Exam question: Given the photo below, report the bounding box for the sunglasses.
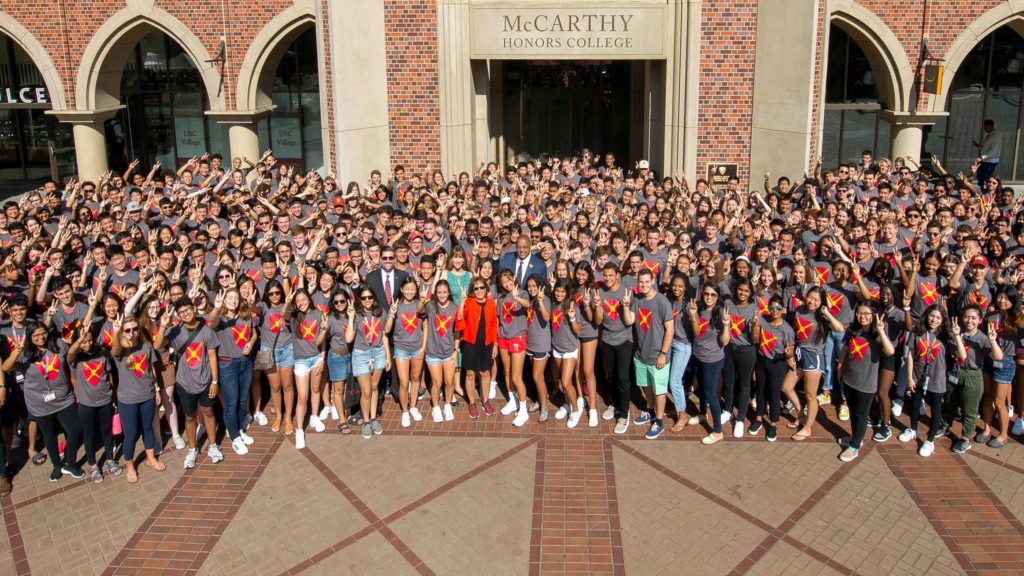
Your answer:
[381,256,395,261]
[333,299,347,305]
[267,291,282,296]
[123,326,139,333]
[218,274,232,279]
[473,286,487,292]
[703,292,718,298]
[768,305,784,311]
[360,295,375,300]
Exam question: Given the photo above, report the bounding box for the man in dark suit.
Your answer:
[499,236,547,288]
[365,245,409,310]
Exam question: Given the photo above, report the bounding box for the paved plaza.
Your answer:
[1,397,1023,576]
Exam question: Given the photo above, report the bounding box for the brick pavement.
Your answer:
[0,397,1021,575]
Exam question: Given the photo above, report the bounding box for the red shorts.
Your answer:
[497,333,527,353]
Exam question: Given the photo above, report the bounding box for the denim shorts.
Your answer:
[327,351,352,381]
[262,343,295,368]
[352,347,387,377]
[425,354,453,366]
[989,359,1017,385]
[798,348,824,372]
[293,354,323,377]
[394,347,423,361]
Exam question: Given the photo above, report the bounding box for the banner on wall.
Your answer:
[174,116,207,163]
[271,117,303,160]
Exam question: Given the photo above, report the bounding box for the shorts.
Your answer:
[797,349,824,372]
[553,348,578,360]
[580,336,598,344]
[879,354,897,373]
[498,333,527,353]
[526,349,549,361]
[352,347,387,378]
[989,359,1017,385]
[394,347,423,361]
[293,355,323,377]
[327,351,352,381]
[635,358,669,395]
[178,386,215,417]
[425,354,454,366]
[261,343,295,369]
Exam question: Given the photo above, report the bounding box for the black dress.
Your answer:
[460,307,492,371]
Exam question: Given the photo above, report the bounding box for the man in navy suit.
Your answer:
[365,245,409,310]
[499,236,547,288]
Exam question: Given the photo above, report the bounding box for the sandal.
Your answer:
[144,460,166,472]
[105,460,124,477]
[792,430,812,442]
[346,414,362,427]
[31,453,47,466]
[271,416,281,432]
[89,465,103,484]
[126,468,139,483]
[337,424,352,435]
[670,420,686,433]
[284,421,294,435]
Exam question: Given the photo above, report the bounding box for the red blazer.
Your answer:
[457,297,497,345]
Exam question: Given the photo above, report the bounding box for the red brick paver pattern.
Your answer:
[0,398,1022,575]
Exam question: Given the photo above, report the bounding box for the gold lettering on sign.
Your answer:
[502,13,634,33]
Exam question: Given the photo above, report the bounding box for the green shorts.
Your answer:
[635,358,669,396]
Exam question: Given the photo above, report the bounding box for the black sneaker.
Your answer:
[873,425,892,443]
[934,424,949,438]
[951,438,972,454]
[748,421,763,436]
[766,426,778,443]
[49,468,62,482]
[61,465,86,479]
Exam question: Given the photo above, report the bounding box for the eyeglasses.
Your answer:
[473,286,487,292]
[123,327,139,334]
[381,256,395,261]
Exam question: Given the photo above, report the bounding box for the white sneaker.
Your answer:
[295,430,306,450]
[253,411,269,426]
[501,393,518,415]
[401,412,411,428]
[231,437,249,455]
[513,405,529,427]
[720,411,733,424]
[602,405,616,421]
[488,381,497,399]
[576,397,585,412]
[184,448,198,469]
[309,416,326,433]
[733,421,745,438]
[319,406,331,421]
[409,407,423,421]
[589,409,599,428]
[443,404,455,421]
[555,404,570,420]
[239,431,255,445]
[892,402,903,418]
[208,444,224,463]
[614,418,629,435]
[567,409,582,429]
[431,406,443,423]
[1013,418,1024,436]
[687,415,705,426]
[918,440,935,457]
[330,405,340,420]
[898,428,918,443]
[172,434,186,450]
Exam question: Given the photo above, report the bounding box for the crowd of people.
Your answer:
[0,141,1021,497]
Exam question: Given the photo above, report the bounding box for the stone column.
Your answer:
[47,107,123,182]
[882,112,947,164]
[205,110,272,166]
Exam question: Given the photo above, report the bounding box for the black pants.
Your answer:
[755,356,787,423]
[35,404,83,472]
[77,403,114,466]
[846,387,874,449]
[908,388,944,442]
[722,344,755,421]
[600,340,633,418]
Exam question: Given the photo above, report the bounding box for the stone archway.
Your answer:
[0,13,66,110]
[75,5,223,112]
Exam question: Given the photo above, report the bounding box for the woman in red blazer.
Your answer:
[457,276,498,419]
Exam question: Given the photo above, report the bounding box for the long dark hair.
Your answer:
[355,284,382,317]
[24,321,57,361]
[801,286,829,346]
[914,303,950,338]
[551,279,574,313]
[262,279,287,307]
[698,281,726,326]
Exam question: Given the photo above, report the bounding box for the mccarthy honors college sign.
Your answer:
[470,5,666,59]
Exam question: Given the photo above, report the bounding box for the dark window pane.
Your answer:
[990,27,1024,91]
[952,37,989,92]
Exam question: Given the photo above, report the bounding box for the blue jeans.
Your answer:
[218,356,253,440]
[822,330,845,396]
[696,357,725,433]
[668,340,692,414]
[119,397,156,461]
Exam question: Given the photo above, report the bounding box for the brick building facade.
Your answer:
[0,0,1022,187]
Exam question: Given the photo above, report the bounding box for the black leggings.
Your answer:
[77,403,114,466]
[722,344,755,420]
[35,404,83,472]
[600,340,633,418]
[908,389,944,442]
[846,387,874,449]
[755,356,787,424]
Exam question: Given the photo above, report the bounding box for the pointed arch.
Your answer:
[235,0,317,112]
[0,13,67,110]
[75,5,223,111]
[829,0,915,112]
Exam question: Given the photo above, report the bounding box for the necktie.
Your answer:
[515,260,524,286]
[384,273,392,306]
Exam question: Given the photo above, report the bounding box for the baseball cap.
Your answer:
[970,255,989,268]
[637,160,650,170]
[125,201,142,213]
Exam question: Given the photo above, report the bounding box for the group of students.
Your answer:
[0,146,1021,497]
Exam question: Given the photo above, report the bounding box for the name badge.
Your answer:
[948,373,959,385]
[15,373,24,384]
[43,391,56,402]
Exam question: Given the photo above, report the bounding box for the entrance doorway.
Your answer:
[497,60,640,163]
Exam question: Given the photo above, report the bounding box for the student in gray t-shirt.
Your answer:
[68,331,120,480]
[835,302,895,461]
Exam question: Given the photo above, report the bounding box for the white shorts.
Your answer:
[553,348,579,360]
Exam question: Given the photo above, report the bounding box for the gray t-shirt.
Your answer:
[758,320,794,361]
[526,296,552,352]
[165,323,218,394]
[215,315,255,360]
[327,314,350,353]
[691,309,725,363]
[629,292,673,365]
[353,312,385,350]
[292,309,324,360]
[670,298,691,344]
[72,353,113,407]
[21,347,75,417]
[910,332,947,394]
[599,285,633,346]
[550,303,580,354]
[391,301,424,353]
[575,289,600,340]
[426,300,457,358]
[497,293,528,339]
[115,343,155,404]
[726,301,757,348]
[793,308,825,354]
[258,303,293,349]
[841,331,882,393]
[53,300,89,342]
[960,330,992,370]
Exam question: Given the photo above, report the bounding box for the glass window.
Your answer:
[823,25,885,168]
[267,27,322,170]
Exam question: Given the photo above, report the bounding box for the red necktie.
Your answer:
[384,273,392,306]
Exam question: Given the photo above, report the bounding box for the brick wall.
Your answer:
[697,0,759,189]
[382,0,441,175]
